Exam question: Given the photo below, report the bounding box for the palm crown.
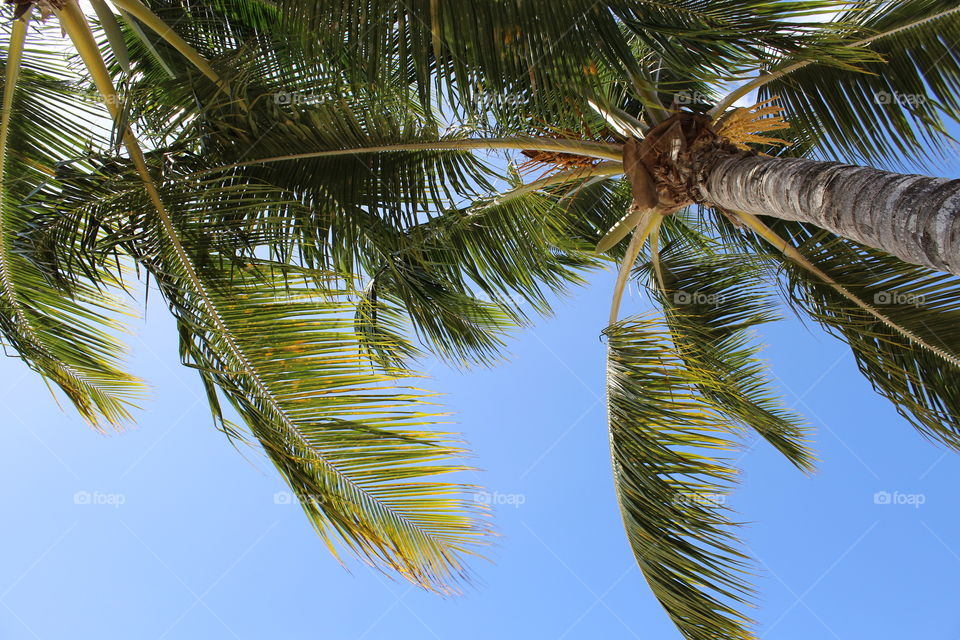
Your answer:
[1,1,959,638]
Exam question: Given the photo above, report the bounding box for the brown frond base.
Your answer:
[623,112,744,215]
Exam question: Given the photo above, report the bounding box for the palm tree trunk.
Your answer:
[697,153,960,276]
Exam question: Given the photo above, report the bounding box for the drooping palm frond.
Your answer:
[41,143,626,367]
[783,237,960,449]
[354,177,624,366]
[0,16,141,428]
[32,119,628,374]
[45,3,493,592]
[642,232,815,471]
[50,146,493,591]
[712,210,960,451]
[156,257,492,593]
[605,315,754,640]
[756,0,960,169]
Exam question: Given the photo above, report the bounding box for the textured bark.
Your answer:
[697,153,960,275]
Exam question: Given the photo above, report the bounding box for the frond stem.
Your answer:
[58,0,458,550]
[608,210,661,325]
[732,210,960,368]
[0,10,125,426]
[0,14,29,314]
[193,138,625,178]
[108,0,240,104]
[492,162,623,205]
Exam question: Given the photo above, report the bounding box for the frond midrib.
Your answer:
[733,210,960,369]
[58,0,465,558]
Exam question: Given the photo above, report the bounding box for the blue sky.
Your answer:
[3,220,960,639]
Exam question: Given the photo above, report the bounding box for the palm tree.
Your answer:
[2,0,959,637]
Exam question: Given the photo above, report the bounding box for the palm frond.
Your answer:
[713,210,960,450]
[51,5,492,591]
[757,0,960,168]
[643,233,815,471]
[0,15,141,428]
[159,257,492,593]
[110,0,229,88]
[361,185,611,364]
[35,143,627,370]
[605,315,754,640]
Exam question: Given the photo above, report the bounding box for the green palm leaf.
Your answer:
[43,5,493,591]
[355,180,620,366]
[177,265,491,592]
[130,173,492,593]
[606,315,754,640]
[713,211,960,450]
[0,17,141,428]
[645,232,815,470]
[758,0,960,168]
[779,228,960,448]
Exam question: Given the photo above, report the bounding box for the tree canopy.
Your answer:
[1,2,959,638]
